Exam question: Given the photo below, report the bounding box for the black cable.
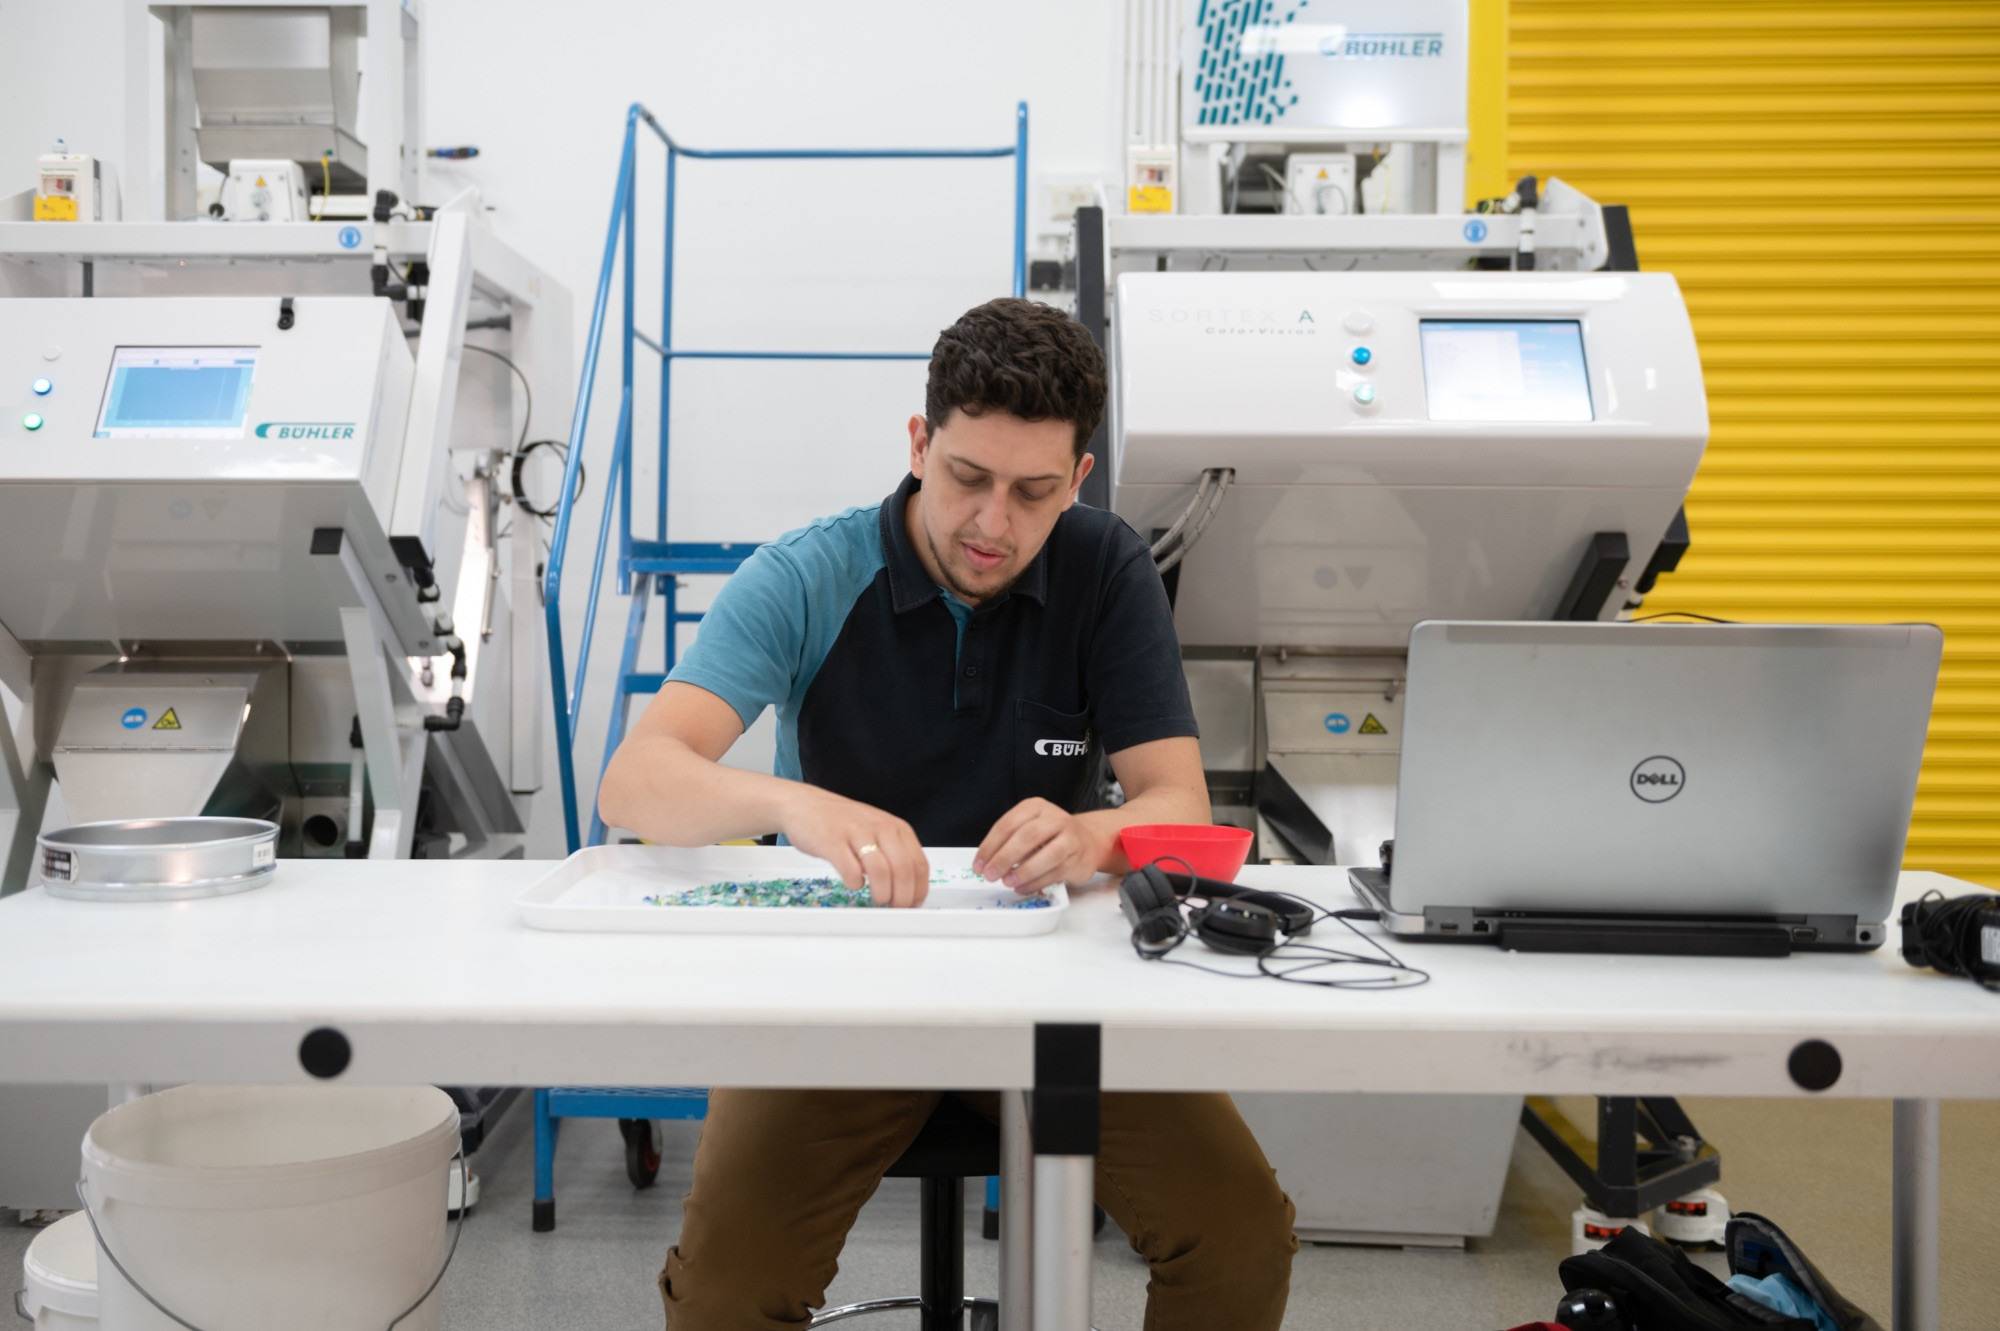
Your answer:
[459,341,532,452]
[1899,890,2000,991]
[1627,611,1737,624]
[1127,871,1429,990]
[1250,893,1431,990]
[511,438,583,519]
[459,340,584,522]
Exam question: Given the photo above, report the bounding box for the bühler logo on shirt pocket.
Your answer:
[1033,738,1090,758]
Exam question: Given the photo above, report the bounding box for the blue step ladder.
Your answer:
[532,101,1029,1231]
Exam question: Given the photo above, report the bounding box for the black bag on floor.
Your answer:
[1556,1212,1882,1331]
[1725,1212,1883,1331]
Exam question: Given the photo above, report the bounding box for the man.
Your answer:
[598,297,1297,1329]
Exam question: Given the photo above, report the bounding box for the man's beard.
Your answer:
[925,522,1019,606]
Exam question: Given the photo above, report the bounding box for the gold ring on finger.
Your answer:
[856,843,881,858]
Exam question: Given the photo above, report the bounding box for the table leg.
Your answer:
[1031,1155,1093,1328]
[1891,1097,1940,1331]
[1030,1024,1099,1331]
[1000,1089,1033,1331]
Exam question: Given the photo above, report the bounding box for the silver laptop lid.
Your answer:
[1390,621,1942,923]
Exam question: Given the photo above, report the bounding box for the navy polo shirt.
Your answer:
[666,472,1198,846]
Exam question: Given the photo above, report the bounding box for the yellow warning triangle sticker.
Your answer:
[1358,713,1388,735]
[153,708,181,731]
[255,176,267,187]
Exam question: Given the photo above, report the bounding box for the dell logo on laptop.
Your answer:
[1630,756,1686,803]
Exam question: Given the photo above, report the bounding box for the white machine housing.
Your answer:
[0,296,426,647]
[1111,268,1709,1247]
[1118,0,1470,217]
[131,0,423,221]
[1114,270,1708,650]
[1107,0,1707,1263]
[1180,0,1468,147]
[0,0,570,1223]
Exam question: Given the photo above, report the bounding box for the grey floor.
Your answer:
[9,1096,1997,1329]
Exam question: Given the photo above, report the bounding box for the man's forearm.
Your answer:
[597,733,798,846]
[1077,780,1213,874]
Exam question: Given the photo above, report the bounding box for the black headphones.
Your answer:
[1118,860,1315,958]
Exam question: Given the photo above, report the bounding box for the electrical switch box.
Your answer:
[1283,153,1356,216]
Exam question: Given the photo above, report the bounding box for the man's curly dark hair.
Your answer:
[924,298,1106,460]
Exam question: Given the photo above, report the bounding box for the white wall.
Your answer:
[0,0,1118,857]
[0,1,132,199]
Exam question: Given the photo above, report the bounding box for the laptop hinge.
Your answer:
[1494,920,1792,957]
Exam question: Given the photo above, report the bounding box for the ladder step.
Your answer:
[629,560,746,575]
[628,540,758,576]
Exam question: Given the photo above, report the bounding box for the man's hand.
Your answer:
[974,798,1107,894]
[780,786,931,908]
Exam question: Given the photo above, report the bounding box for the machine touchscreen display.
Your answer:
[94,347,259,439]
[1418,320,1592,423]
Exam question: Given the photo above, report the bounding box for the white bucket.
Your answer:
[21,1210,98,1329]
[80,1084,460,1331]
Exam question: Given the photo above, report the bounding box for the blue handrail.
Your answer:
[544,102,1031,853]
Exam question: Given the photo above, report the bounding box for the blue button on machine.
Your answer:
[31,377,52,395]
[1351,346,1372,365]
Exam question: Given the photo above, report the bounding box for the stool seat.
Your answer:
[883,1094,1000,1180]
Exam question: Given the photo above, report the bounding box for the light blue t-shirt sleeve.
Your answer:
[666,543,809,731]
[1725,1275,1837,1331]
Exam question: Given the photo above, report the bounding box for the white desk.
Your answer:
[1,860,1994,1330]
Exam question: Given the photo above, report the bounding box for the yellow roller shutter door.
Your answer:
[1508,1,2000,885]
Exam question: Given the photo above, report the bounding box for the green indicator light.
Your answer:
[22,413,44,431]
[1352,384,1376,406]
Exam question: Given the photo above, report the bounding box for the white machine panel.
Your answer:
[0,296,419,645]
[0,297,408,503]
[1182,0,1469,144]
[1113,272,1708,648]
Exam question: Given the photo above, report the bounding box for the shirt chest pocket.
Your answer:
[1013,699,1096,812]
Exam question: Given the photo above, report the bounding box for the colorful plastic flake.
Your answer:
[643,877,874,909]
[642,870,1055,910]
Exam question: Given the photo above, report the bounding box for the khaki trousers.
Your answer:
[660,1088,1298,1331]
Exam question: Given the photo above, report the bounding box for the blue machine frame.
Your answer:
[544,101,1030,854]
[532,102,1028,1231]
[532,1086,709,1229]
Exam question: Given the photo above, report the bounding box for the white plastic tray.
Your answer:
[517,844,1068,936]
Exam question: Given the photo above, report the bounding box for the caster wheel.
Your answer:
[1652,1187,1730,1249]
[620,1117,662,1188]
[1571,1205,1650,1256]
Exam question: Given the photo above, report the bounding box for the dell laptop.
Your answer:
[1348,620,1943,955]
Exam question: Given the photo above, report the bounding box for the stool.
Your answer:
[812,1095,1000,1331]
